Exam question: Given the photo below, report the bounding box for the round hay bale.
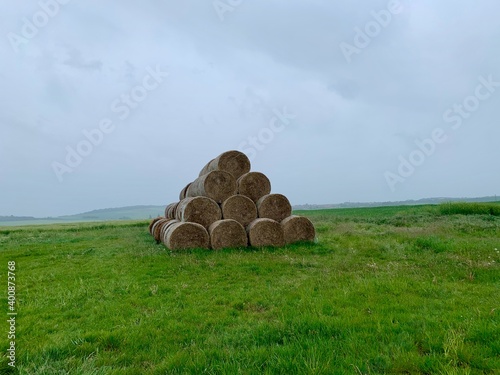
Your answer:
[199,158,215,176]
[164,202,179,219]
[246,218,285,247]
[179,183,191,200]
[163,222,209,250]
[175,196,222,228]
[160,219,180,242]
[208,219,248,250]
[187,170,237,204]
[256,194,292,222]
[199,150,251,179]
[281,215,316,244]
[151,218,175,243]
[237,172,271,202]
[148,217,164,236]
[221,195,257,227]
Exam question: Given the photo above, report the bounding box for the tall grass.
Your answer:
[439,202,500,216]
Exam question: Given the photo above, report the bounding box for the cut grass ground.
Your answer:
[0,204,499,374]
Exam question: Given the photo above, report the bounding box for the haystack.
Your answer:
[163,221,209,250]
[246,218,285,247]
[221,195,257,227]
[186,170,237,204]
[256,194,292,222]
[175,196,221,228]
[199,150,251,179]
[208,219,248,249]
[151,218,174,243]
[237,172,271,202]
[179,183,191,200]
[164,202,179,219]
[159,219,182,245]
[281,215,316,244]
[148,216,164,235]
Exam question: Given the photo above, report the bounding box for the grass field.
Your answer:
[0,203,499,374]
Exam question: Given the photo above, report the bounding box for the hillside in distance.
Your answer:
[0,205,165,227]
[1,196,499,226]
[294,196,500,210]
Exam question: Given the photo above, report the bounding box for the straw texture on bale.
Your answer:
[164,202,179,219]
[175,196,222,228]
[208,219,248,250]
[281,215,316,244]
[163,221,209,250]
[199,150,251,179]
[221,195,257,227]
[256,194,292,222]
[151,218,174,243]
[187,170,237,203]
[148,217,164,235]
[237,172,271,202]
[179,183,191,200]
[246,218,285,247]
[160,219,180,242]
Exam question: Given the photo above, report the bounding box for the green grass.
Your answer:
[0,206,499,374]
[438,202,500,217]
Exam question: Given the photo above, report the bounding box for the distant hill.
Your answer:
[293,196,500,210]
[1,196,499,226]
[59,205,165,221]
[0,205,165,227]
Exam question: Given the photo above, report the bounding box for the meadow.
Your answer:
[0,203,499,374]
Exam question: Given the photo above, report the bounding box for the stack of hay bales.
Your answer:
[148,150,316,250]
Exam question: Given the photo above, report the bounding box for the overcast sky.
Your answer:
[1,1,499,217]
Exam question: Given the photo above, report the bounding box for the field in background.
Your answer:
[0,206,166,227]
[0,204,499,374]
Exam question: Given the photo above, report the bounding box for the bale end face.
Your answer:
[187,170,237,204]
[246,218,285,247]
[237,172,271,203]
[256,194,292,222]
[199,150,251,179]
[281,215,316,244]
[221,195,257,227]
[176,196,221,228]
[208,219,248,250]
[163,222,209,250]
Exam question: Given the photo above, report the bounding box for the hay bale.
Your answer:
[187,170,237,204]
[179,183,191,200]
[237,172,271,202]
[208,219,248,250]
[148,217,164,236]
[164,202,179,219]
[151,218,175,243]
[246,218,285,247]
[160,219,180,242]
[163,221,209,250]
[175,196,222,228]
[221,195,257,227]
[199,150,251,179]
[256,194,292,222]
[281,215,316,244]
